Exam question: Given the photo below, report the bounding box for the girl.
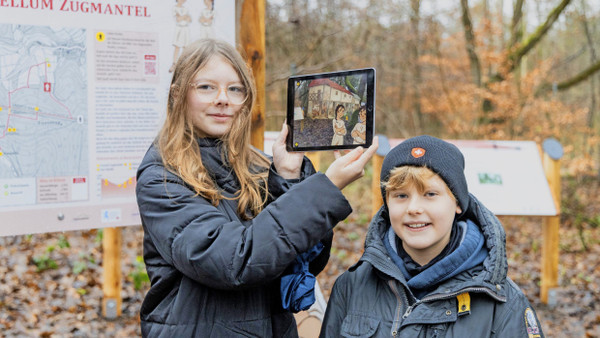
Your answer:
[136,39,377,337]
[331,104,346,146]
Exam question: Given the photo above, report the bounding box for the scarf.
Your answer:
[384,219,488,299]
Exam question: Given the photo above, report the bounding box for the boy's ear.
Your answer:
[456,205,462,214]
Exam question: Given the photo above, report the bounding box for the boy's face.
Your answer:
[387,174,461,266]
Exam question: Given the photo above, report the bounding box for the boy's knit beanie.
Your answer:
[380,135,469,214]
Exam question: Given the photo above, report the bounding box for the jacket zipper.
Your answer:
[402,286,506,319]
[387,280,406,337]
[422,286,505,303]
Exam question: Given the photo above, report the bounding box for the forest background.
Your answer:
[1,0,599,337]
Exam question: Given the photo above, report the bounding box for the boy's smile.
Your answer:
[387,174,462,266]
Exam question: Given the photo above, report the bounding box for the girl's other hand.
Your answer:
[325,136,379,190]
[272,122,304,179]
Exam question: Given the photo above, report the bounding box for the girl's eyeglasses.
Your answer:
[189,82,247,105]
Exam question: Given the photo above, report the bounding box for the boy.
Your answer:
[320,135,544,337]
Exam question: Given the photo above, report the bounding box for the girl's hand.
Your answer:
[325,136,379,190]
[272,123,304,179]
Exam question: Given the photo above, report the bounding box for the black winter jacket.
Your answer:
[320,195,544,338]
[136,139,352,337]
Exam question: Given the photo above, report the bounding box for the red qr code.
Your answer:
[145,61,157,76]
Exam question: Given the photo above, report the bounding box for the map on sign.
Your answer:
[0,24,88,207]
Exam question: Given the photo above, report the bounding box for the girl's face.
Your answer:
[337,107,345,119]
[386,174,461,266]
[359,109,366,122]
[186,55,245,138]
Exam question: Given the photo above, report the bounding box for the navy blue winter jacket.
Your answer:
[320,195,545,338]
[136,138,352,337]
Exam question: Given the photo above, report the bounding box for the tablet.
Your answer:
[286,68,376,152]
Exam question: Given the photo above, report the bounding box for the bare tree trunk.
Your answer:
[409,0,423,133]
[581,0,597,130]
[460,0,482,87]
[510,0,525,137]
[509,0,524,50]
[498,0,505,49]
[580,0,599,176]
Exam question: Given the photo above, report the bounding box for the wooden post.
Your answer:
[102,227,122,318]
[540,152,560,304]
[540,138,563,304]
[239,0,265,150]
[371,153,384,218]
[306,152,321,172]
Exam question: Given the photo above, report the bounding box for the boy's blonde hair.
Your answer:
[383,166,456,203]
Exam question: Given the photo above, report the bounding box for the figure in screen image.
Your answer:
[351,106,367,145]
[331,104,346,146]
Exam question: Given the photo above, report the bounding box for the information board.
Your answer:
[0,0,236,236]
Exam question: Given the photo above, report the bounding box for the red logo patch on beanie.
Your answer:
[411,147,426,158]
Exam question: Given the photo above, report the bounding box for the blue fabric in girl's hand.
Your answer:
[280,242,324,313]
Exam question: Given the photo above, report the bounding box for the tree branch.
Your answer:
[537,59,600,95]
[505,0,572,74]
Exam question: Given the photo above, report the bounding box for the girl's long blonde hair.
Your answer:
[157,39,270,219]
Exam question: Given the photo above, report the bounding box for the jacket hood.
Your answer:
[361,193,508,290]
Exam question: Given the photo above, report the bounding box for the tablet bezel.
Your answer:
[286,68,376,152]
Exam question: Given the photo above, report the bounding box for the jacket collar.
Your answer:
[359,194,508,299]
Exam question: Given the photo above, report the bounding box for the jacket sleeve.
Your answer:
[136,163,351,291]
[267,155,316,200]
[492,281,545,337]
[268,156,332,277]
[319,273,348,337]
[309,229,333,276]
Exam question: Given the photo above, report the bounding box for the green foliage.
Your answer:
[73,254,96,275]
[577,272,593,283]
[347,232,360,241]
[129,256,150,290]
[58,234,70,249]
[531,239,540,254]
[72,260,88,274]
[356,212,370,225]
[336,249,348,260]
[95,229,103,244]
[32,254,58,272]
[32,244,62,271]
